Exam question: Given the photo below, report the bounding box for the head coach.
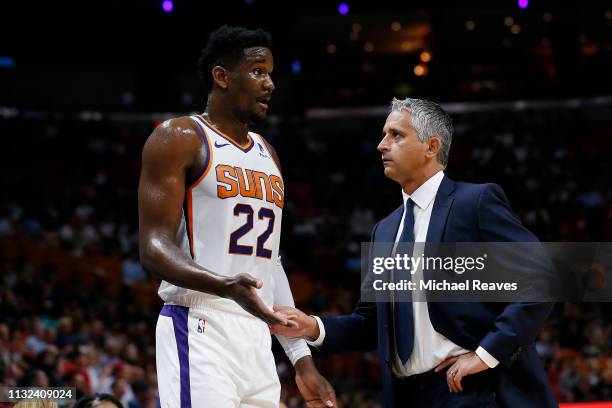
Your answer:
[272,97,557,408]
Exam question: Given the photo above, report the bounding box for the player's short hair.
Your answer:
[390,97,454,166]
[197,25,273,92]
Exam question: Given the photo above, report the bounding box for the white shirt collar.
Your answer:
[401,171,445,210]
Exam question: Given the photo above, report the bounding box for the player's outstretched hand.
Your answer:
[295,356,338,408]
[269,306,319,340]
[224,273,297,327]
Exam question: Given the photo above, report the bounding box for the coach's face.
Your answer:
[228,47,275,125]
[378,110,430,184]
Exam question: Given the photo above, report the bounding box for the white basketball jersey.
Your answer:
[158,114,284,311]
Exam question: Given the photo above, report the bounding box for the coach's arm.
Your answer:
[272,223,380,354]
[474,183,555,367]
[435,183,556,393]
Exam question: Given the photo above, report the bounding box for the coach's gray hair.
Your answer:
[390,97,454,166]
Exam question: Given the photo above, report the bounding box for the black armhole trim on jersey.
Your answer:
[182,200,194,260]
[186,116,213,189]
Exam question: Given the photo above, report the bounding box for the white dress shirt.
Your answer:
[309,171,499,375]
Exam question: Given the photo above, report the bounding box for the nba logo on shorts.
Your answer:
[197,318,206,333]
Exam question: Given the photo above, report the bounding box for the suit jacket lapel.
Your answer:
[374,205,403,364]
[422,176,455,284]
[375,177,455,363]
[377,205,403,254]
[426,175,455,243]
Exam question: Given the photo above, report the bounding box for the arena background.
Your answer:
[1,0,611,407]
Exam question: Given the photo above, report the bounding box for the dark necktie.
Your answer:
[394,198,415,365]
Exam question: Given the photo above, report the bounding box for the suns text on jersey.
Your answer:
[215,165,284,209]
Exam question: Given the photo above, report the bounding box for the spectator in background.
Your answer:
[74,393,124,408]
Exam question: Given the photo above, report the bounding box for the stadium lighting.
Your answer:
[414,64,428,76]
[162,0,173,13]
[0,56,16,68]
[420,51,432,63]
[291,60,302,75]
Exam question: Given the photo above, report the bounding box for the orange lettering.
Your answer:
[269,175,285,209]
[236,167,258,198]
[216,165,239,198]
[252,171,272,202]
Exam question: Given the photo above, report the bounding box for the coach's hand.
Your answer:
[434,351,489,393]
[295,356,337,408]
[223,273,297,327]
[270,306,319,340]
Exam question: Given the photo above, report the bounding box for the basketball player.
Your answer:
[138,26,336,407]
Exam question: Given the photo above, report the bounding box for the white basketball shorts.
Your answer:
[155,303,281,408]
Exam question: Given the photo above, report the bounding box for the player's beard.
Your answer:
[234,106,265,126]
[247,108,267,125]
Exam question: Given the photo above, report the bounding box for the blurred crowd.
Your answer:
[1,104,611,407]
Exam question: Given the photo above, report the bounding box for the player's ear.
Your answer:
[212,66,230,90]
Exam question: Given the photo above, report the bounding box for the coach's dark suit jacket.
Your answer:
[319,175,557,408]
